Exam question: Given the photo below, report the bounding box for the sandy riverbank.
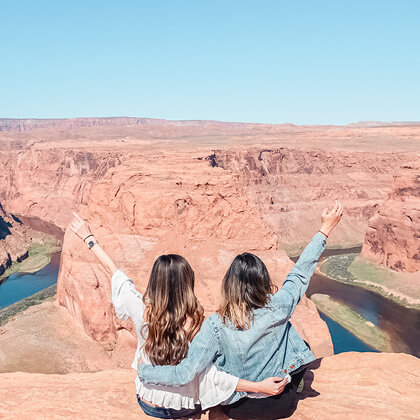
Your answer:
[0,239,61,282]
[319,254,420,309]
[311,293,392,352]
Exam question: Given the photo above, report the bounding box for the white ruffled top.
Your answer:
[111,269,239,410]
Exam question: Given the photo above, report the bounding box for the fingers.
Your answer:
[325,201,344,217]
[70,221,81,233]
[336,202,344,217]
[72,212,84,223]
[274,383,286,395]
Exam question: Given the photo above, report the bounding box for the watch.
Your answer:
[87,238,97,249]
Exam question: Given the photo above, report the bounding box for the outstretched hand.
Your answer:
[257,376,288,396]
[320,200,343,237]
[70,212,92,242]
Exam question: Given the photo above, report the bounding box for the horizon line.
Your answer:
[1,116,420,128]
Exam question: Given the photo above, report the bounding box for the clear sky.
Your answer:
[1,0,419,124]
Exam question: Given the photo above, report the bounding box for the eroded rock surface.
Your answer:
[0,204,56,277]
[0,301,118,374]
[362,167,420,273]
[1,352,418,420]
[1,119,419,366]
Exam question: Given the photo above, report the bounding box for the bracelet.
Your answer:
[318,230,328,238]
[83,234,94,242]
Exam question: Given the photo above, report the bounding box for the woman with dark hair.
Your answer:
[70,213,286,419]
[138,202,344,419]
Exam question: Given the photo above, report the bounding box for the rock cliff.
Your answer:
[362,167,420,272]
[0,204,56,277]
[1,119,419,365]
[1,352,419,420]
[209,148,408,246]
[0,204,29,276]
[1,118,420,418]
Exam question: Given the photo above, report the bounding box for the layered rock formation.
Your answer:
[362,167,420,272]
[1,118,420,418]
[1,118,419,365]
[0,204,29,276]
[1,352,419,420]
[56,150,331,358]
[210,148,408,247]
[0,204,57,277]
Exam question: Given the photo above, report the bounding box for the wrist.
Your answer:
[83,234,94,243]
[254,382,262,393]
[319,225,331,238]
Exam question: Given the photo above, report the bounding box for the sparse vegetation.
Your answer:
[311,293,393,352]
[319,254,420,309]
[0,284,57,326]
[0,239,61,280]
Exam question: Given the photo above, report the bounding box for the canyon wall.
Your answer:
[210,148,409,247]
[0,204,30,276]
[1,119,419,364]
[0,145,333,358]
[361,167,420,272]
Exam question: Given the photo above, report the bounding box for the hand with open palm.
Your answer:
[320,201,344,237]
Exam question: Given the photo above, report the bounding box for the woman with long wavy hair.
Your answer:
[70,213,287,419]
[138,201,344,419]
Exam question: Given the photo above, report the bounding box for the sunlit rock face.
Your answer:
[1,352,419,420]
[1,119,419,362]
[209,148,408,247]
[362,167,420,273]
[0,204,47,276]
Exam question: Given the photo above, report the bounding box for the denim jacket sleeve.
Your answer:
[137,316,220,387]
[271,232,327,317]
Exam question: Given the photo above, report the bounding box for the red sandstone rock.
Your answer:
[1,352,418,420]
[0,204,56,276]
[1,119,419,365]
[362,168,420,272]
[0,301,117,374]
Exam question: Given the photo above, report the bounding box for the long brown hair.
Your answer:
[219,252,277,329]
[142,254,204,366]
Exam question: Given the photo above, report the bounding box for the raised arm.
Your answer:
[70,212,145,324]
[272,201,343,315]
[70,212,118,275]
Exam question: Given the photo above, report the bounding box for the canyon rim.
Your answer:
[0,118,419,418]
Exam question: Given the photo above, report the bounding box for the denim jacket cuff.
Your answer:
[313,231,327,247]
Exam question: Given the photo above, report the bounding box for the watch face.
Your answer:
[88,240,95,248]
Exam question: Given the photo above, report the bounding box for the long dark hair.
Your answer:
[142,254,204,366]
[219,252,277,329]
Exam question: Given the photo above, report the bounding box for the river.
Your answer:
[0,252,61,310]
[292,247,420,357]
[1,245,419,357]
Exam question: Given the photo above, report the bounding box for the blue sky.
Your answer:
[1,0,419,124]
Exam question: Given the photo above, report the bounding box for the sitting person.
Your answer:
[70,212,288,419]
[138,202,343,419]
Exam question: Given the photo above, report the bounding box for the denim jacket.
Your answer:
[138,232,327,405]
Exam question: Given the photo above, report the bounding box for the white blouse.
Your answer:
[111,269,239,410]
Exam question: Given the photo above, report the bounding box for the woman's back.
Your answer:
[139,232,328,405]
[208,303,311,382]
[112,268,239,410]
